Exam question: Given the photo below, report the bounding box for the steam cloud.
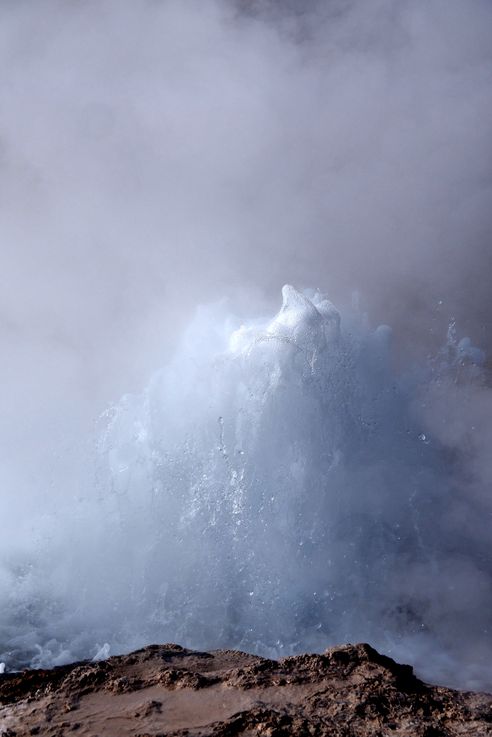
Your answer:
[1,0,491,690]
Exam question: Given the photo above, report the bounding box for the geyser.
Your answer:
[1,286,490,689]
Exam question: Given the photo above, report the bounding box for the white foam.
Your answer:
[92,643,110,662]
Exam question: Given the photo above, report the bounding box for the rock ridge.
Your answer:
[1,642,491,736]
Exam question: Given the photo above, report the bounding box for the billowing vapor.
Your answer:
[0,0,491,689]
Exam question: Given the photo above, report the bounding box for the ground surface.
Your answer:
[1,642,492,736]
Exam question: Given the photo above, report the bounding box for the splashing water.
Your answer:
[1,286,491,689]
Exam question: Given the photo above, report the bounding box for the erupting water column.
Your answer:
[1,285,490,690]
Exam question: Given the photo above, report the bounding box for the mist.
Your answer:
[1,0,492,689]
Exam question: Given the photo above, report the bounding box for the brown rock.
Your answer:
[0,642,491,736]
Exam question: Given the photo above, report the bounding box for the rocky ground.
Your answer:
[1,642,492,736]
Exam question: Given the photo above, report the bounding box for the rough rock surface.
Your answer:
[1,642,492,736]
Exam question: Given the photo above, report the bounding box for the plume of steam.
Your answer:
[0,0,491,689]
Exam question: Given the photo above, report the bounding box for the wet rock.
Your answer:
[1,642,491,736]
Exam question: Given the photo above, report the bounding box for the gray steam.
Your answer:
[0,0,491,689]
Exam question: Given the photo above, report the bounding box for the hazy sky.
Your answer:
[1,0,491,505]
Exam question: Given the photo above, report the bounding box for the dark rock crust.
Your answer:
[1,642,491,736]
